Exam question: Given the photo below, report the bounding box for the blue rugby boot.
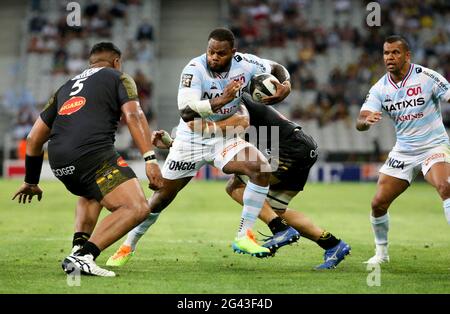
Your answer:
[262,227,300,253]
[315,240,351,270]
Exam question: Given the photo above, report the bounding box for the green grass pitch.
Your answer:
[1,179,449,293]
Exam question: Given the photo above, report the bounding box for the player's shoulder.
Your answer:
[234,52,266,67]
[414,63,444,81]
[369,74,388,92]
[183,55,206,72]
[100,67,125,79]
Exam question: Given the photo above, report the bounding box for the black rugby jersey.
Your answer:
[242,93,301,153]
[40,67,138,167]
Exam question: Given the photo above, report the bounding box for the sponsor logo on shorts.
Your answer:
[424,153,445,166]
[117,156,128,167]
[386,157,405,169]
[168,160,196,171]
[221,139,246,157]
[52,165,75,176]
[58,96,86,115]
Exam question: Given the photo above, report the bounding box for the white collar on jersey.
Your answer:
[387,63,414,89]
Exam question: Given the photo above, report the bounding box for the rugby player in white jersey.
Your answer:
[356,35,450,264]
[105,28,293,266]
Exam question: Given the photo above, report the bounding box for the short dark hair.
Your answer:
[208,28,235,48]
[89,42,122,58]
[385,35,410,52]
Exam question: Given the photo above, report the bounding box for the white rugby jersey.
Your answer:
[361,63,450,153]
[176,52,272,141]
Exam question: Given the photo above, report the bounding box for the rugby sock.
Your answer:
[124,212,160,251]
[77,241,100,260]
[237,181,269,238]
[444,199,450,224]
[72,232,90,248]
[268,217,289,234]
[316,231,340,250]
[370,213,389,246]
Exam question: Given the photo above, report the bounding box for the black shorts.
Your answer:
[50,150,136,201]
[270,128,318,192]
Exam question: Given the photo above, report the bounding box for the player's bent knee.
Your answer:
[134,200,151,223]
[225,181,234,196]
[225,177,245,196]
[436,181,450,200]
[148,189,177,214]
[371,197,389,215]
[245,163,270,184]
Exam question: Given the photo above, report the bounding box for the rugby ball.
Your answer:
[248,73,279,102]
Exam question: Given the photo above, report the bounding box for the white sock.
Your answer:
[444,199,450,224]
[370,213,389,246]
[124,212,160,251]
[237,181,269,238]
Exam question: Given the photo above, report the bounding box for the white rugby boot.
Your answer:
[364,244,390,264]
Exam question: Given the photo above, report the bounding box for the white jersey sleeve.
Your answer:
[361,82,383,112]
[239,53,273,76]
[177,62,203,110]
[428,68,450,102]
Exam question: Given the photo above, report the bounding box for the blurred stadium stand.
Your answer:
[1,0,450,178]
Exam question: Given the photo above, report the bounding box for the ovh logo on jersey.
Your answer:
[59,96,86,115]
[382,85,424,113]
[406,86,422,96]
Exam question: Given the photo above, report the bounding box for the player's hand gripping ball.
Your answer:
[248,73,279,102]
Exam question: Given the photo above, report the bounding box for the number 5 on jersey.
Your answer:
[70,78,88,96]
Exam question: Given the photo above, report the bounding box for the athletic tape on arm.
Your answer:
[178,88,213,118]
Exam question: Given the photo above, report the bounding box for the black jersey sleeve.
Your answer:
[118,72,139,105]
[40,91,59,128]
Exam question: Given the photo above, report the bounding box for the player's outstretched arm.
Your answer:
[12,117,50,204]
[356,110,382,131]
[122,100,163,190]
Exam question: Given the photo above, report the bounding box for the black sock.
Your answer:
[72,232,90,248]
[316,231,340,250]
[76,241,101,260]
[268,217,289,234]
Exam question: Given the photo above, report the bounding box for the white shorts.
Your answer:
[379,144,450,183]
[162,136,253,180]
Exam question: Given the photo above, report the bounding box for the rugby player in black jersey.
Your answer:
[12,42,163,277]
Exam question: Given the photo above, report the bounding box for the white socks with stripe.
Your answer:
[444,199,450,224]
[237,181,269,239]
[124,212,160,251]
[370,213,389,245]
